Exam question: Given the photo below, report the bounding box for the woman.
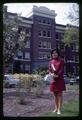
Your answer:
[48,48,66,114]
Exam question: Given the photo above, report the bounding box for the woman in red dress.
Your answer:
[48,48,66,114]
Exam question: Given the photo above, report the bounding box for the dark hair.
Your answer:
[51,48,60,57]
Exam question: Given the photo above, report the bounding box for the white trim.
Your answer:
[14,58,31,62]
[38,36,51,38]
[19,23,32,28]
[56,26,66,30]
[56,30,65,33]
[21,19,33,24]
[27,12,56,19]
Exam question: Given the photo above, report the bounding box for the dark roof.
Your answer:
[56,23,66,27]
[21,16,32,21]
[8,12,17,16]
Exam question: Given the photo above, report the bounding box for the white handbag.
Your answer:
[44,73,54,82]
[44,63,57,83]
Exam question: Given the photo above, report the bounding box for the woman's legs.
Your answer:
[53,92,58,111]
[57,92,62,114]
[53,91,62,114]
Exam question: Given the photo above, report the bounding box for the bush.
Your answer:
[33,66,48,76]
[3,80,9,88]
[32,74,45,97]
[12,73,45,104]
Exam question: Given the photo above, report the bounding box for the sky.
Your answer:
[4,3,78,25]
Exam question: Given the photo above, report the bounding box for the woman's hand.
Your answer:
[53,74,59,78]
[49,73,58,78]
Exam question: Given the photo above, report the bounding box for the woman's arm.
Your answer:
[48,61,59,78]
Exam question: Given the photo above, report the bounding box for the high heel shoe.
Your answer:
[57,110,61,114]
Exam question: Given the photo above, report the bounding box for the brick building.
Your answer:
[5,5,79,75]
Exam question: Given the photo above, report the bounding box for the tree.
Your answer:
[3,5,28,67]
[63,25,79,75]
[63,25,79,48]
[67,3,79,26]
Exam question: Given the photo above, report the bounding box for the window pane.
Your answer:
[43,31,46,36]
[25,52,30,59]
[47,31,51,37]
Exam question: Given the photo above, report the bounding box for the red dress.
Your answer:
[48,58,66,93]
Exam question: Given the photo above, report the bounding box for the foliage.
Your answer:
[63,27,79,47]
[3,80,9,88]
[67,3,79,26]
[13,73,44,103]
[33,66,48,76]
[3,5,28,66]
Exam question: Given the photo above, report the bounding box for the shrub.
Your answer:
[33,66,48,76]
[12,73,45,104]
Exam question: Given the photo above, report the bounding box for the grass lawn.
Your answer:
[40,99,79,117]
[66,84,79,91]
[40,84,79,117]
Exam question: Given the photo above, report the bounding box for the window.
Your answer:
[17,51,23,59]
[47,20,51,25]
[38,19,42,23]
[43,19,46,23]
[38,52,43,59]
[43,53,47,59]
[71,55,75,61]
[20,64,23,70]
[60,43,64,49]
[56,33,59,39]
[26,29,31,36]
[38,41,51,49]
[73,66,76,75]
[43,41,47,48]
[56,43,60,49]
[25,41,30,48]
[72,34,77,41]
[47,31,51,37]
[47,53,51,59]
[47,42,51,48]
[38,41,42,48]
[25,65,30,71]
[38,31,42,36]
[43,31,47,37]
[77,66,79,75]
[71,43,76,50]
[61,33,64,40]
[76,56,79,62]
[25,52,30,59]
[38,52,51,59]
